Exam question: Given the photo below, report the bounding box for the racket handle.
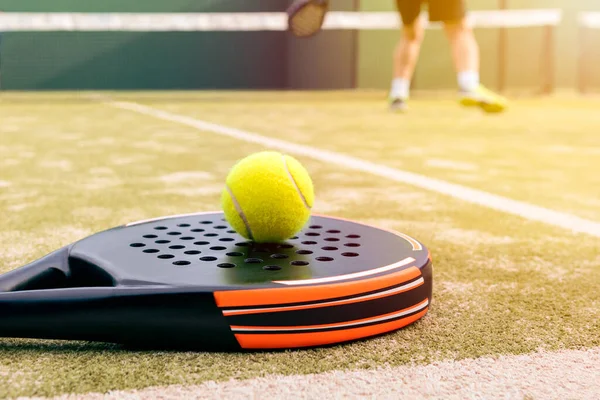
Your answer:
[0,287,240,350]
[0,246,71,292]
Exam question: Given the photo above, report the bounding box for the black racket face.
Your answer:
[0,212,432,350]
[287,0,329,38]
[74,212,428,288]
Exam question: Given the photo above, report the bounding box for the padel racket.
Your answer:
[286,0,329,38]
[0,212,432,350]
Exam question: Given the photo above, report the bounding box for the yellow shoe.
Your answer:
[389,97,408,112]
[459,85,508,113]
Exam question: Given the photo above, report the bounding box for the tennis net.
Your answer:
[0,10,562,91]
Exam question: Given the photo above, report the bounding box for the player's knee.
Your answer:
[443,18,471,37]
[402,23,424,43]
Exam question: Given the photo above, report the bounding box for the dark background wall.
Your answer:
[0,0,357,90]
[0,0,282,90]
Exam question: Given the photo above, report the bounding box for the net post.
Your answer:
[578,23,588,94]
[541,23,555,94]
[351,0,360,89]
[0,14,2,91]
[497,0,507,93]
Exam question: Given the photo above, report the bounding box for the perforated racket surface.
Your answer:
[287,0,329,38]
[0,212,432,350]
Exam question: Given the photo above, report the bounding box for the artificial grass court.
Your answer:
[0,91,599,398]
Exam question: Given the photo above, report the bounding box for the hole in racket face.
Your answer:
[128,214,366,278]
[263,265,281,271]
[316,256,334,262]
[271,253,288,259]
[291,260,309,266]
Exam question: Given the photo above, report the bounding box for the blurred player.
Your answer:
[389,0,507,112]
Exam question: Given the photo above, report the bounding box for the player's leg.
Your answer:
[444,18,479,91]
[389,0,425,111]
[431,0,507,112]
[444,18,508,112]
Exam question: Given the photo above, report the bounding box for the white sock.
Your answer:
[390,78,410,99]
[457,70,480,92]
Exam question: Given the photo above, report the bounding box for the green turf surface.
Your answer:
[123,91,600,221]
[0,91,599,398]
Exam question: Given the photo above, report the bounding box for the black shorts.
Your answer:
[396,0,466,25]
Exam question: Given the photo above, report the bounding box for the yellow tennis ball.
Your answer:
[221,151,314,243]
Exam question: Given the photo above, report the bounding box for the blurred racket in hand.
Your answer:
[287,0,330,38]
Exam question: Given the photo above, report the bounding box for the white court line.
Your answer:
[22,347,600,399]
[106,100,600,238]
